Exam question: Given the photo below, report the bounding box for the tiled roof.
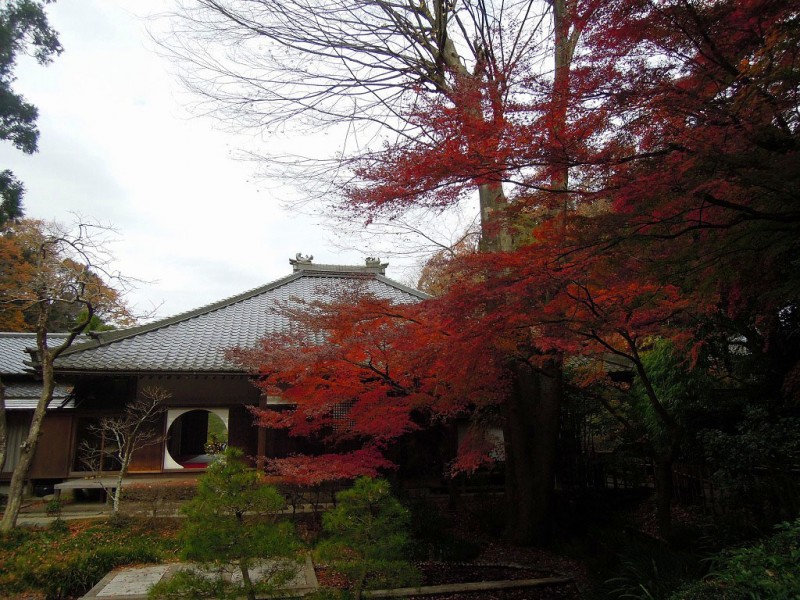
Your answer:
[4,382,74,410]
[0,333,71,375]
[54,264,428,374]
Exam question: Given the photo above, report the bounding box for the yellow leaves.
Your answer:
[0,218,134,331]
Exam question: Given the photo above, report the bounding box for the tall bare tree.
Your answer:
[165,0,591,543]
[0,219,133,531]
[165,0,557,242]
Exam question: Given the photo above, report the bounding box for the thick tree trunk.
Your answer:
[1,356,55,531]
[479,181,513,253]
[653,456,674,538]
[502,367,536,544]
[502,359,562,545]
[499,1,575,546]
[530,358,562,541]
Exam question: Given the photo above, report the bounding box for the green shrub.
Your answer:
[0,527,31,551]
[48,517,69,534]
[670,519,800,600]
[604,540,704,599]
[45,498,63,517]
[147,568,232,600]
[317,477,420,600]
[149,448,298,600]
[23,542,162,599]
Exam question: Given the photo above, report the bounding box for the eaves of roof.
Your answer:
[4,382,74,410]
[375,274,431,300]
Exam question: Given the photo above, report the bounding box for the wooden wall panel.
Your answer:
[128,417,165,472]
[29,413,74,479]
[228,404,258,456]
[137,375,260,406]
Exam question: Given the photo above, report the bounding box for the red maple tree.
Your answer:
[232,0,798,540]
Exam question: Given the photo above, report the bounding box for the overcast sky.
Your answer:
[0,0,397,320]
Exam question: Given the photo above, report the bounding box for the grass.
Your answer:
[0,516,181,599]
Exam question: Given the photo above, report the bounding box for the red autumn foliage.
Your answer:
[228,288,510,477]
[266,448,395,486]
[230,0,798,538]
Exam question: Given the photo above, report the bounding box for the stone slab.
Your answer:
[81,556,317,599]
[96,565,170,597]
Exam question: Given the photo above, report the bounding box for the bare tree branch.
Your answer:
[78,387,169,514]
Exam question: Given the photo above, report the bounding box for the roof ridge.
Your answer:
[0,332,71,338]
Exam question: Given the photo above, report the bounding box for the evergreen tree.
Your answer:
[0,0,62,222]
[318,477,419,600]
[152,448,298,600]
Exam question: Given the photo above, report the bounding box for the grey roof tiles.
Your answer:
[4,382,74,410]
[54,266,427,374]
[0,333,71,375]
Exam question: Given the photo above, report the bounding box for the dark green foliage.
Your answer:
[701,407,800,527]
[145,569,230,600]
[689,306,800,525]
[0,168,23,225]
[0,0,62,222]
[630,339,713,455]
[148,568,295,600]
[603,534,706,600]
[26,543,161,599]
[317,477,419,600]
[0,525,31,551]
[0,0,61,152]
[406,497,480,561]
[304,589,352,600]
[48,516,68,533]
[180,447,295,565]
[669,519,800,600]
[75,307,117,332]
[149,448,298,600]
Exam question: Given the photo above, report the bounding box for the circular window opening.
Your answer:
[166,409,228,468]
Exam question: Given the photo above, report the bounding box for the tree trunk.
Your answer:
[1,355,55,531]
[502,366,536,544]
[354,568,368,600]
[530,358,562,542]
[479,181,513,253]
[112,454,130,514]
[498,0,575,546]
[502,359,562,545]
[239,559,256,600]
[0,376,7,473]
[653,456,674,538]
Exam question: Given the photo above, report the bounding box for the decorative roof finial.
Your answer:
[290,253,313,264]
[289,253,314,271]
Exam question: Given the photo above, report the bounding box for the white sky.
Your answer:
[0,0,405,320]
